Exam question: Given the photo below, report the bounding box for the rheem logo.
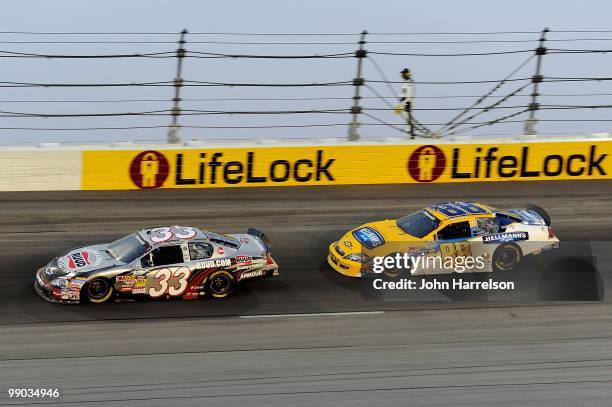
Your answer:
[129,150,170,189]
[407,145,446,182]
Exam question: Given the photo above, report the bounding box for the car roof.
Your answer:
[425,202,495,221]
[137,226,207,246]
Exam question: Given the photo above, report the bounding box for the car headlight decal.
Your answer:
[50,278,68,288]
[345,253,370,263]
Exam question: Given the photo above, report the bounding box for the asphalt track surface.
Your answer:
[1,181,612,406]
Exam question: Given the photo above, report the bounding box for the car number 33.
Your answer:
[150,226,197,243]
[148,267,191,298]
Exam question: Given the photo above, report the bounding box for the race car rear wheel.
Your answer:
[206,270,236,298]
[492,243,523,272]
[83,278,114,304]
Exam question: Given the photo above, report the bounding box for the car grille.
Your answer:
[329,253,349,270]
[35,279,54,299]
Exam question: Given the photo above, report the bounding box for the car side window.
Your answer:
[475,217,501,236]
[189,242,213,260]
[142,245,184,267]
[437,221,472,240]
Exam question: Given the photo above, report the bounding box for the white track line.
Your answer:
[239,311,384,319]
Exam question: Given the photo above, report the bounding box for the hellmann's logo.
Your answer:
[450,145,607,179]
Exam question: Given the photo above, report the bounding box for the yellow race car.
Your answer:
[327,201,559,277]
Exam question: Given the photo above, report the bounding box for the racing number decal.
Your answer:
[150,227,172,243]
[170,267,190,295]
[150,226,197,243]
[148,267,191,297]
[174,227,197,239]
[433,203,487,217]
[454,202,488,214]
[439,241,472,258]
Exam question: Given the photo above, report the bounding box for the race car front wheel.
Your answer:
[83,278,114,304]
[206,270,236,298]
[492,243,523,272]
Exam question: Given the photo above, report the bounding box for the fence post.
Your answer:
[348,30,368,141]
[167,29,188,144]
[524,27,549,135]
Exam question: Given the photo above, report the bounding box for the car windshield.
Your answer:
[107,233,148,263]
[396,210,441,238]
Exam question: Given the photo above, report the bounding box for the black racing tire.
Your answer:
[526,204,552,226]
[83,277,114,304]
[492,242,523,272]
[206,270,236,299]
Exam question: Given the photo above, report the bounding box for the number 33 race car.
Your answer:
[34,226,279,304]
[328,201,560,277]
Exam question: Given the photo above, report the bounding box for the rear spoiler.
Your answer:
[247,228,271,252]
[507,208,548,226]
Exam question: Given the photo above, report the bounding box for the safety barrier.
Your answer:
[1,139,611,191]
[0,149,81,191]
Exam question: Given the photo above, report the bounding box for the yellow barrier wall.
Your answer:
[82,140,612,190]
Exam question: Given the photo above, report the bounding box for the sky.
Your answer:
[0,0,611,145]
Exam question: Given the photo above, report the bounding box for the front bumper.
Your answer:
[327,242,363,278]
[266,254,280,277]
[34,268,79,305]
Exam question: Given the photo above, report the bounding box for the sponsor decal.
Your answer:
[68,291,80,300]
[352,227,385,250]
[483,232,529,244]
[117,275,137,292]
[131,279,147,294]
[216,247,225,255]
[58,250,100,271]
[69,252,90,269]
[129,150,170,189]
[195,259,232,269]
[450,145,607,180]
[69,277,87,290]
[240,237,250,244]
[82,142,612,191]
[407,145,446,182]
[343,241,353,249]
[36,272,45,287]
[236,255,253,264]
[237,263,259,271]
[84,148,336,190]
[238,269,266,281]
[172,150,334,186]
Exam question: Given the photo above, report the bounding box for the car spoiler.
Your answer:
[247,228,271,252]
[507,208,548,226]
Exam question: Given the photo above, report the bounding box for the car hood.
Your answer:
[54,244,120,276]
